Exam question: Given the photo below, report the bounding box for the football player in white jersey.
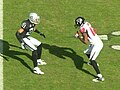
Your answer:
[16,13,46,75]
[74,16,104,82]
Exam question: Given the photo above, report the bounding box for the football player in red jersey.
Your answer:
[16,13,46,75]
[74,16,104,82]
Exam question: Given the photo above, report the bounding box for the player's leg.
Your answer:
[27,36,42,58]
[84,45,93,59]
[37,43,42,59]
[90,44,104,82]
[23,37,38,67]
[90,60,104,82]
[90,59,100,74]
[84,45,93,65]
[90,47,101,74]
[32,50,44,75]
[32,50,38,67]
[27,36,47,65]
[23,37,44,74]
[37,43,47,65]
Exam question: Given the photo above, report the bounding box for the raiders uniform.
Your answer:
[16,13,46,75]
[16,19,42,51]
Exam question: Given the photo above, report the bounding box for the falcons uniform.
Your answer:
[80,22,103,60]
[75,16,104,82]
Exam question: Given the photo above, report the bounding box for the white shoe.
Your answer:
[37,59,47,65]
[33,67,44,75]
[92,77,105,82]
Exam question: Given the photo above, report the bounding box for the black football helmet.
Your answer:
[74,16,85,28]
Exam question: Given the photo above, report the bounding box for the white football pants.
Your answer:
[23,36,41,51]
[84,43,103,60]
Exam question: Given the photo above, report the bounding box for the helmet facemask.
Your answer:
[74,17,85,28]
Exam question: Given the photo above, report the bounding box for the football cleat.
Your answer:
[33,67,44,75]
[92,77,105,82]
[37,59,47,65]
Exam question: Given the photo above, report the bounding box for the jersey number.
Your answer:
[90,27,96,36]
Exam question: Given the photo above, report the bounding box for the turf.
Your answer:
[3,0,120,90]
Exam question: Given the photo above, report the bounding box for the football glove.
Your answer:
[21,43,25,49]
[74,31,80,38]
[40,33,46,38]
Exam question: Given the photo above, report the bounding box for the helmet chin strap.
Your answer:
[80,21,86,27]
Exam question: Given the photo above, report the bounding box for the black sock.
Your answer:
[37,44,42,59]
[90,60,100,74]
[32,50,38,67]
[86,54,90,58]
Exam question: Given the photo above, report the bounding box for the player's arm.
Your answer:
[34,29,46,38]
[16,21,28,44]
[16,28,25,43]
[79,32,89,44]
[17,28,24,33]
[16,21,27,38]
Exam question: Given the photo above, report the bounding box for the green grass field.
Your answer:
[3,0,120,90]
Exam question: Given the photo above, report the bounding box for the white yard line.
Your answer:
[111,45,120,50]
[111,31,120,36]
[0,0,3,90]
[98,35,108,40]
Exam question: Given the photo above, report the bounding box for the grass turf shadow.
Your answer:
[0,39,33,72]
[43,43,96,78]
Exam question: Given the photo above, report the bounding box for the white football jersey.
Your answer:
[80,22,102,45]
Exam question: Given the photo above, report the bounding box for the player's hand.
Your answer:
[74,31,80,38]
[40,33,46,38]
[21,43,25,49]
